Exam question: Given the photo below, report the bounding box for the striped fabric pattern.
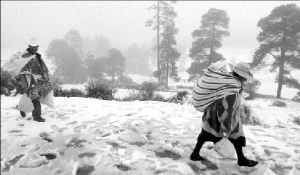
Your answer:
[192,65,242,112]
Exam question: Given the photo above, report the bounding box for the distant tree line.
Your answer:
[45,2,299,99]
[46,29,152,85]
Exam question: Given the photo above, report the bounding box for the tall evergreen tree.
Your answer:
[46,39,86,83]
[160,12,181,86]
[84,52,105,81]
[64,29,84,60]
[252,4,300,98]
[146,1,180,87]
[187,8,230,81]
[104,48,126,83]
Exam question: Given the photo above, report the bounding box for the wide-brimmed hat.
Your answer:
[27,37,39,47]
[229,62,254,82]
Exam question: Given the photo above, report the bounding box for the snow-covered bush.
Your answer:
[167,91,189,104]
[271,100,287,107]
[292,91,300,103]
[244,79,261,100]
[114,75,140,90]
[152,93,168,102]
[51,76,64,97]
[86,81,114,100]
[293,116,300,126]
[1,69,22,96]
[240,103,261,125]
[140,81,159,99]
[118,91,145,101]
[54,88,85,97]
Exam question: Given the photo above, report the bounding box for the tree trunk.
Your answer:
[157,0,160,82]
[166,57,169,88]
[276,17,287,99]
[277,48,285,98]
[209,47,213,65]
[209,24,215,65]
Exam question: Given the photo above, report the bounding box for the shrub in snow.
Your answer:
[50,75,63,90]
[86,81,114,100]
[243,79,261,100]
[1,69,22,96]
[271,100,287,107]
[176,91,189,101]
[114,75,140,89]
[167,91,189,104]
[152,93,168,102]
[292,91,300,103]
[140,81,159,99]
[51,76,65,97]
[240,103,261,125]
[293,116,300,126]
[118,91,144,101]
[54,88,85,97]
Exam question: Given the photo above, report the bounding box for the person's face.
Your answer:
[239,76,247,85]
[28,45,39,54]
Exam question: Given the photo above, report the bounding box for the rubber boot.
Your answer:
[230,137,258,167]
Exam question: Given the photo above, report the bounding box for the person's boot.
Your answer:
[33,116,45,122]
[231,138,258,167]
[190,130,208,161]
[32,100,45,122]
[20,111,26,117]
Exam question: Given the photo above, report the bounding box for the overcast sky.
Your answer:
[1,1,300,63]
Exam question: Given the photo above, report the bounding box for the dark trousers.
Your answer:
[32,100,41,118]
[192,129,246,160]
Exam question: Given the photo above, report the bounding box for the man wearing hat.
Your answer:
[190,61,258,167]
[18,37,53,122]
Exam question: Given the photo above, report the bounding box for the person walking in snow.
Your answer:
[190,61,258,167]
[17,37,53,122]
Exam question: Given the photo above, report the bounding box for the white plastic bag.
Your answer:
[18,94,34,113]
[215,137,236,159]
[40,90,54,108]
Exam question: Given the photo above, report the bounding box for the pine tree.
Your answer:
[252,4,300,98]
[187,8,229,81]
[84,52,105,81]
[146,1,180,87]
[104,48,126,83]
[160,19,181,87]
[46,39,86,83]
[64,29,84,60]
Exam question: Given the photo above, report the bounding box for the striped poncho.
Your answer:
[192,63,242,112]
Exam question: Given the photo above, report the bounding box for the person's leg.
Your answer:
[190,129,222,161]
[32,100,45,122]
[229,137,258,167]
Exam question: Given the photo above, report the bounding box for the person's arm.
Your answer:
[218,93,238,136]
[36,53,50,76]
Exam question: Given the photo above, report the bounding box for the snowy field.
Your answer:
[1,94,300,175]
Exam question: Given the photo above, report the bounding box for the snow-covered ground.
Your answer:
[1,95,300,175]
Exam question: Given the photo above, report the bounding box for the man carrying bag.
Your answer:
[4,37,54,122]
[190,61,258,167]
